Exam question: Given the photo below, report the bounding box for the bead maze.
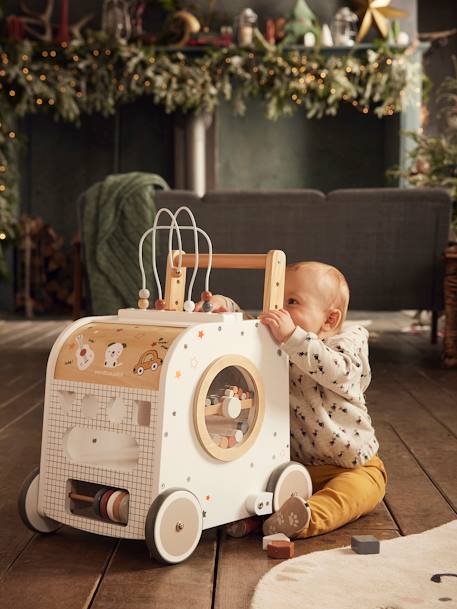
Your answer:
[18,206,313,564]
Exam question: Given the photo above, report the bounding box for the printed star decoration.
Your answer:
[353,0,408,42]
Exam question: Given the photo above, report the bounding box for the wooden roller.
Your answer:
[205,398,253,416]
[69,489,129,524]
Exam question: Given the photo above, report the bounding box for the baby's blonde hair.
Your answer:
[287,261,350,328]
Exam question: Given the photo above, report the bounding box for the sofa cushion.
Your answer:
[151,188,452,311]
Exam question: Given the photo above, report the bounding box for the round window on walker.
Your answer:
[193,355,265,461]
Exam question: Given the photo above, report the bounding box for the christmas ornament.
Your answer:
[415,157,430,175]
[7,0,92,42]
[130,1,147,40]
[164,9,200,47]
[397,31,409,45]
[331,6,358,46]
[236,9,258,47]
[6,16,26,41]
[321,24,334,47]
[102,0,132,43]
[57,0,70,44]
[304,31,316,46]
[265,19,276,45]
[14,0,55,42]
[353,0,408,42]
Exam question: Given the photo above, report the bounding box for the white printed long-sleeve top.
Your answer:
[281,324,379,468]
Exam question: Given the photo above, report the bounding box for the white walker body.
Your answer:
[18,207,313,564]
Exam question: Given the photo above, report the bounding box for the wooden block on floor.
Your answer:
[266,540,295,559]
[351,534,380,554]
[262,533,290,550]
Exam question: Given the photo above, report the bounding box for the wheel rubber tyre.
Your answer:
[267,461,313,512]
[18,467,61,534]
[145,489,203,564]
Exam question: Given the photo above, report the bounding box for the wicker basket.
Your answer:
[444,245,457,367]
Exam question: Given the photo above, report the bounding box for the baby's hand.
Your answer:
[259,309,296,343]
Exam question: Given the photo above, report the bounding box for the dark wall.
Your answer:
[19,101,174,242]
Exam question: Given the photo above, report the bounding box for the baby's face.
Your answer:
[284,267,334,336]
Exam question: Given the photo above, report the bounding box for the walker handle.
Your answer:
[165,250,286,314]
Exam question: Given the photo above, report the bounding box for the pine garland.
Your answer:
[0,32,423,276]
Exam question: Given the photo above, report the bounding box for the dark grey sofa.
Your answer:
[154,188,452,318]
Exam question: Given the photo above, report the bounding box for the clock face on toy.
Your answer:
[193,355,265,462]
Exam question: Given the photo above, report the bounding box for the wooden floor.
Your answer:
[0,315,456,609]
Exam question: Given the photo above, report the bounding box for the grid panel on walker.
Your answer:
[18,207,313,564]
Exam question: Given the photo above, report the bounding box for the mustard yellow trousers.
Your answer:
[298,454,387,538]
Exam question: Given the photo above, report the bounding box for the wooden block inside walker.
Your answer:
[267,540,295,559]
[351,535,380,554]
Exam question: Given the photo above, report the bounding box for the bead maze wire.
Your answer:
[138,207,213,310]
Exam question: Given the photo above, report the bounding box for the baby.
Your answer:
[259,261,386,539]
[204,261,386,540]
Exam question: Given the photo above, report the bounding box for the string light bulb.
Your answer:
[0,233,7,240]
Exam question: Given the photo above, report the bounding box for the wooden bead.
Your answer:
[202,301,213,312]
[201,290,212,302]
[138,298,149,310]
[139,288,150,299]
[155,299,166,310]
[183,300,195,312]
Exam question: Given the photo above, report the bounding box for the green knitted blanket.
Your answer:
[81,172,169,315]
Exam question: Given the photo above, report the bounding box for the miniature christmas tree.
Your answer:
[283,0,319,45]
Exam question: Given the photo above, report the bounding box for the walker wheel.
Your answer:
[18,467,61,534]
[145,489,203,564]
[267,461,313,512]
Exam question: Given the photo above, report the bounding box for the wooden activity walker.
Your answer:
[18,207,313,564]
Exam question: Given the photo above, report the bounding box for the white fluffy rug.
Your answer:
[251,520,457,609]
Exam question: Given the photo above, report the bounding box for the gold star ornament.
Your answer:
[353,0,408,42]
